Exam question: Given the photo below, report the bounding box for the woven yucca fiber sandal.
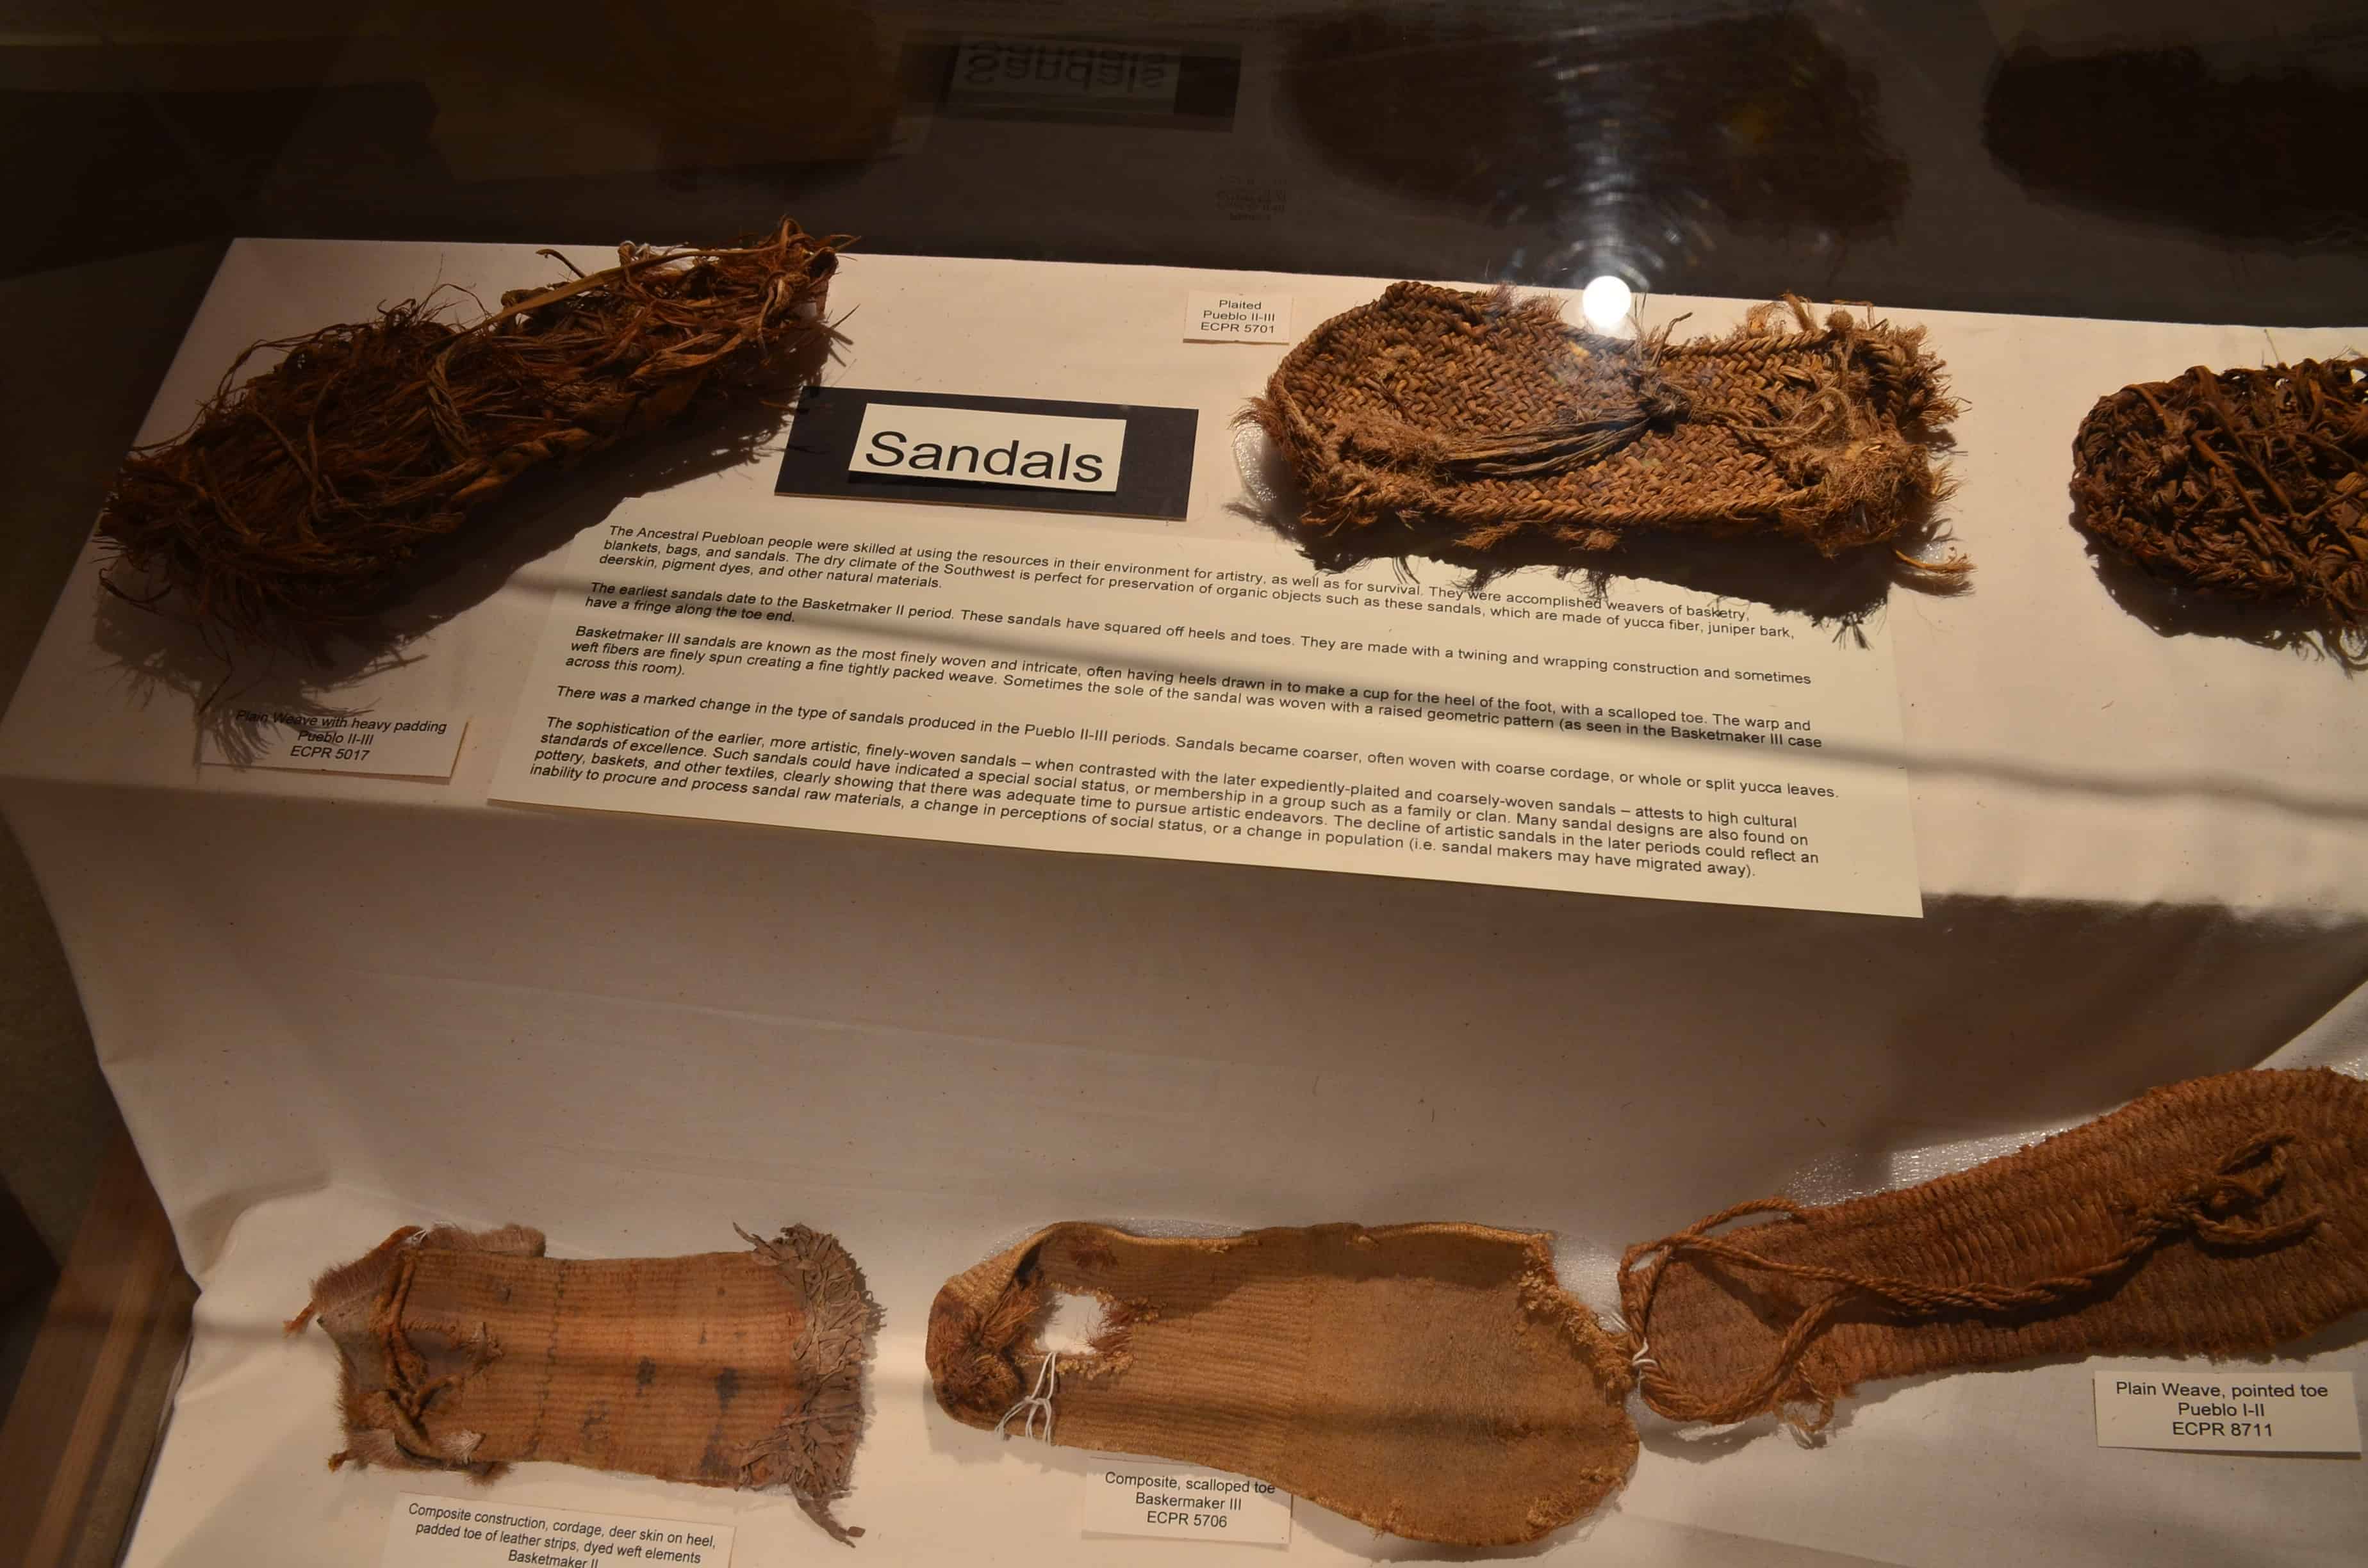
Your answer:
[2071,359,2368,627]
[293,1221,879,1543]
[1623,1068,2368,1433]
[1246,282,1960,569]
[928,1221,1638,1547]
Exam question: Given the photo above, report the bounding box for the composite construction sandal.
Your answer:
[294,1220,878,1542]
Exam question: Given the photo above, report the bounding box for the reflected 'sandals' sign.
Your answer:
[850,404,1125,493]
[948,38,1181,108]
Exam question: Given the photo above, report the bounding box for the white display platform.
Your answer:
[3,241,2365,1566]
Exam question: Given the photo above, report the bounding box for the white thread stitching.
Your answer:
[994,1352,1058,1444]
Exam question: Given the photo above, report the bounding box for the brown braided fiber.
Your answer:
[99,218,843,655]
[1620,1069,2368,1433]
[926,1221,1637,1546]
[2071,360,2368,625]
[1246,283,1960,566]
[292,1221,880,1544]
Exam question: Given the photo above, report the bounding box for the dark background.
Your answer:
[12,1,2368,318]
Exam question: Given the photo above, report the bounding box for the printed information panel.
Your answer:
[2094,1370,2361,1455]
[1081,1455,1292,1546]
[490,501,1921,917]
[380,1494,733,1568]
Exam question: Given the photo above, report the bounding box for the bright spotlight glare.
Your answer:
[1580,275,1632,331]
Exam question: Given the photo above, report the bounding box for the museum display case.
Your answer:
[2,4,2364,1564]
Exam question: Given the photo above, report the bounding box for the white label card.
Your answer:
[1184,291,1293,343]
[2094,1370,2360,1455]
[850,404,1124,493]
[1081,1456,1292,1546]
[381,1494,734,1567]
[201,710,466,778]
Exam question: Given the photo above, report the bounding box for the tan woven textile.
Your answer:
[926,1221,1636,1546]
[295,1223,878,1543]
[1622,1069,2368,1432]
[1247,282,1957,566]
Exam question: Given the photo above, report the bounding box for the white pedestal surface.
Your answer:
[3,242,2365,1565]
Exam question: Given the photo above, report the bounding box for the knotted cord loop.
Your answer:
[1617,1133,2324,1432]
[1420,374,1695,479]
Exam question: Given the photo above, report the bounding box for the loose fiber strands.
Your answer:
[1620,1069,2368,1434]
[100,219,843,655]
[1246,282,1962,569]
[292,1221,880,1544]
[2071,359,2368,626]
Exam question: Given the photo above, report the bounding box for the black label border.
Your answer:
[774,386,1199,521]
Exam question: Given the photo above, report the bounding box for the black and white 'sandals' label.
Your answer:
[776,388,1197,520]
[850,403,1124,493]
